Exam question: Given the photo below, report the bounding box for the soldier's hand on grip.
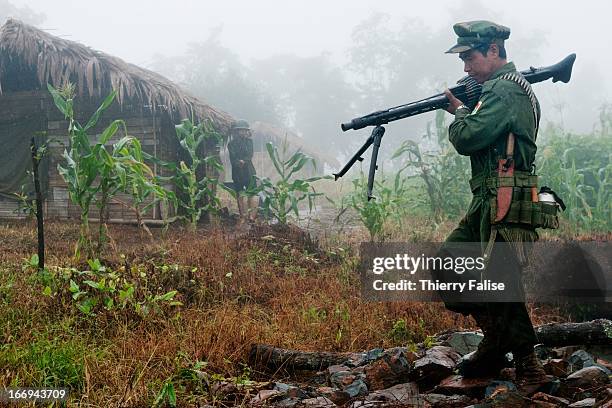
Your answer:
[444,88,464,114]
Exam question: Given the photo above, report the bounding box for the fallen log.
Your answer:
[249,344,354,372]
[536,319,612,347]
[250,320,611,372]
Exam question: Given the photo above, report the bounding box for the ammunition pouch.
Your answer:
[470,172,560,230]
[499,194,560,229]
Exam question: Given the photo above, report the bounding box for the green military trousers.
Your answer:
[437,189,539,356]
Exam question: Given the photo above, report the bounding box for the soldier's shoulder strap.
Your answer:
[499,72,540,138]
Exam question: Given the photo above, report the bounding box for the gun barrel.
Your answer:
[340,54,576,132]
[341,91,466,131]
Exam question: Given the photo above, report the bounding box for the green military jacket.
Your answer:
[447,62,541,248]
[449,62,540,179]
[228,135,256,184]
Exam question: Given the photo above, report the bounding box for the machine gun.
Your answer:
[335,53,576,200]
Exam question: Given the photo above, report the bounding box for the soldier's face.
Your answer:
[459,47,499,84]
[237,129,251,138]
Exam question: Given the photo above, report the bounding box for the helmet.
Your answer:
[231,119,250,131]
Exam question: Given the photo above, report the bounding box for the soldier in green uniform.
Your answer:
[228,119,258,223]
[441,21,550,393]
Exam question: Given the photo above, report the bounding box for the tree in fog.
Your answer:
[345,12,456,158]
[251,53,357,153]
[151,27,281,125]
[348,13,456,110]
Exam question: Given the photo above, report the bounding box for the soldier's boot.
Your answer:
[458,313,508,378]
[515,351,552,395]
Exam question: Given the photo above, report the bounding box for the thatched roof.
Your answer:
[0,18,233,130]
[251,121,340,169]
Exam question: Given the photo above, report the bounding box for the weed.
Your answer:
[284,264,307,277]
[422,335,436,349]
[388,317,428,346]
[245,247,268,272]
[153,381,177,408]
[334,170,404,241]
[304,306,327,323]
[257,140,330,225]
[389,318,410,343]
[25,258,182,319]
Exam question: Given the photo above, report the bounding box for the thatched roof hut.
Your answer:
[0,18,233,130]
[0,18,234,221]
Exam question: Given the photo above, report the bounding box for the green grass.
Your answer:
[0,323,101,390]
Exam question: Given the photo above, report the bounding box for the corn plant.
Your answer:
[537,126,611,232]
[392,111,471,223]
[49,84,169,258]
[114,162,175,238]
[349,175,394,241]
[93,136,156,252]
[334,169,409,241]
[256,141,329,225]
[151,119,232,231]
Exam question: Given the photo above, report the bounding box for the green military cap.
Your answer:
[231,119,250,130]
[446,20,510,54]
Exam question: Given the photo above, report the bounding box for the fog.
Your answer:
[5,0,611,155]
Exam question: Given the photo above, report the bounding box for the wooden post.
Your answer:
[30,137,44,271]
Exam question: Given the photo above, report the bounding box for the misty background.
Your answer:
[4,0,610,164]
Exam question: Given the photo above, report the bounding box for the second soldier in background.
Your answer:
[228,120,258,224]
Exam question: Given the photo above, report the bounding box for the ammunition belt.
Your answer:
[499,72,540,137]
[469,172,538,193]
